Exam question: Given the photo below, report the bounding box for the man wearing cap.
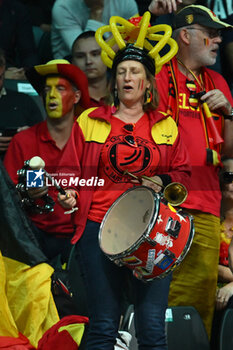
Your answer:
[3,59,90,263]
[150,4,233,337]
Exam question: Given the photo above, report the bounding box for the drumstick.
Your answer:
[123,170,164,188]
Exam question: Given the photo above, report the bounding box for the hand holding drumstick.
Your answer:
[58,190,78,214]
[124,170,163,193]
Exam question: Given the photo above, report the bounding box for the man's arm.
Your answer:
[222,119,233,157]
[52,2,85,54]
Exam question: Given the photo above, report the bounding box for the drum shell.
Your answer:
[99,186,194,281]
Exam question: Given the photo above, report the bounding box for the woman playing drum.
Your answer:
[58,13,191,350]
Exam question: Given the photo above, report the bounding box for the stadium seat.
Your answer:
[166,306,210,350]
[4,78,46,119]
[120,305,210,350]
[219,308,233,350]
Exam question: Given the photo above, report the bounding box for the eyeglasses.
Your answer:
[222,172,233,184]
[187,27,222,39]
[122,123,138,147]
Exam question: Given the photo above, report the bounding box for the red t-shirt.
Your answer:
[4,121,75,236]
[88,114,161,222]
[157,65,233,217]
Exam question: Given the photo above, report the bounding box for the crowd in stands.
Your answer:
[0,0,233,349]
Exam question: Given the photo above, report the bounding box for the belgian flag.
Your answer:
[0,160,59,348]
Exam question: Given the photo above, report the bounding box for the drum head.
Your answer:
[99,187,157,256]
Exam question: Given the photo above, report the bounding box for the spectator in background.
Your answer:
[148,0,233,92]
[210,157,233,350]
[4,59,90,264]
[0,48,43,160]
[18,0,55,32]
[51,0,139,59]
[0,0,39,80]
[72,31,108,107]
[196,0,233,93]
[152,4,233,337]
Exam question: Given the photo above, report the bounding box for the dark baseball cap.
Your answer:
[173,5,233,30]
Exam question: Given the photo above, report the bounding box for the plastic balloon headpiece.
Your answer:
[95,11,178,74]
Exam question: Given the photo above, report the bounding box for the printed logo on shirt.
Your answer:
[102,135,160,183]
[26,169,44,188]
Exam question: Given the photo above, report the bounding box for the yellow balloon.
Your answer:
[109,17,128,50]
[95,11,178,73]
[135,11,150,49]
[148,25,172,57]
[95,25,115,60]
[156,38,178,73]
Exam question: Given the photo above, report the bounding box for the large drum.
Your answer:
[99,186,194,281]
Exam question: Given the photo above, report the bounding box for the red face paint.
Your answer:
[204,38,209,46]
[45,76,77,118]
[138,79,144,91]
[141,79,144,90]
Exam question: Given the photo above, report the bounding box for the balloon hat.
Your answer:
[95,11,178,74]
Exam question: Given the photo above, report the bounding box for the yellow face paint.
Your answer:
[45,76,77,119]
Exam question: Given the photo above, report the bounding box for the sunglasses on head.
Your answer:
[222,172,233,184]
[122,123,138,147]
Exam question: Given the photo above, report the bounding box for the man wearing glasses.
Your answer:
[152,4,233,339]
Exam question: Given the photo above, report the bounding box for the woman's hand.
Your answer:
[216,282,233,311]
[58,190,77,209]
[141,175,163,193]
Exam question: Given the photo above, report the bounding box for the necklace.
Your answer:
[177,58,204,90]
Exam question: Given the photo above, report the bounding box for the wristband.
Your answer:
[64,187,79,199]
[73,190,80,199]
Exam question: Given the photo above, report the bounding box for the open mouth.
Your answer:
[123,85,133,91]
[211,47,218,55]
[48,102,58,110]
